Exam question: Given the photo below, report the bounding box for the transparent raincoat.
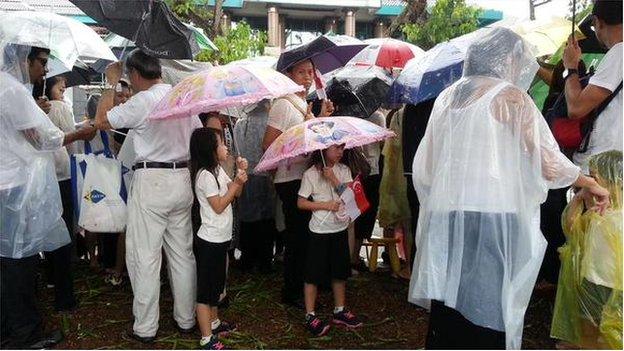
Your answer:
[551,150,622,349]
[0,43,70,258]
[409,28,581,349]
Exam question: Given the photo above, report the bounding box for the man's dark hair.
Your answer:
[125,48,162,80]
[593,0,623,25]
[27,46,50,62]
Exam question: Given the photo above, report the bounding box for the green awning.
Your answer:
[376,5,404,16]
[71,15,97,24]
[194,0,244,8]
[477,9,503,26]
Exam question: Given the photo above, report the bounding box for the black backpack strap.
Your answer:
[578,81,623,153]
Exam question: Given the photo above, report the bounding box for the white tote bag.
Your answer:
[71,131,127,233]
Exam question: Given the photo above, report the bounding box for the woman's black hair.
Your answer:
[285,58,315,74]
[44,76,66,101]
[189,127,223,234]
[125,48,162,80]
[309,149,326,169]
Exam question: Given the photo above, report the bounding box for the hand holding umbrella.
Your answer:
[105,62,124,86]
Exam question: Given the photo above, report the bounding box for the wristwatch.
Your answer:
[563,68,579,81]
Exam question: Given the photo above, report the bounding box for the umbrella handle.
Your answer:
[120,9,150,60]
[571,0,576,37]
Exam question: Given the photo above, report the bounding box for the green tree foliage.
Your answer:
[199,21,267,64]
[402,0,480,50]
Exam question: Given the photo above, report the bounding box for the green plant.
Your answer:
[202,21,267,64]
[402,0,480,50]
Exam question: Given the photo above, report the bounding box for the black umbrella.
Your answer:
[310,65,392,118]
[70,0,200,59]
[59,64,99,87]
[276,35,367,74]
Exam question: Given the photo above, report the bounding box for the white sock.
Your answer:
[200,336,212,345]
[334,306,345,314]
[306,311,315,319]
[211,319,221,329]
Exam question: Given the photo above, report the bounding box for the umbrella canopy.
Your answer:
[276,34,367,74]
[227,56,278,69]
[348,38,424,70]
[47,57,98,87]
[70,0,200,59]
[103,24,217,53]
[150,65,304,120]
[0,10,117,69]
[388,40,466,105]
[255,116,395,173]
[311,65,392,118]
[503,17,581,57]
[388,27,497,105]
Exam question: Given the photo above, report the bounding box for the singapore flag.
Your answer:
[340,175,370,221]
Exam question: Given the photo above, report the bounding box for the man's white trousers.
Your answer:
[126,168,196,337]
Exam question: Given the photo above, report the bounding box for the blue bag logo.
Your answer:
[84,189,106,204]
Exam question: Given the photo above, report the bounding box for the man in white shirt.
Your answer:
[95,49,201,342]
[563,0,622,174]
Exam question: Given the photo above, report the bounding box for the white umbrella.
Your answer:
[0,11,117,69]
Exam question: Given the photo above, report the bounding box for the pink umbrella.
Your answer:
[150,65,304,120]
[255,116,395,172]
[349,38,424,70]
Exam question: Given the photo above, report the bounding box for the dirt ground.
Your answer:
[40,260,557,350]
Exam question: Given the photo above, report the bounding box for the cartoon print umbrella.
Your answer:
[255,116,395,172]
[149,65,304,120]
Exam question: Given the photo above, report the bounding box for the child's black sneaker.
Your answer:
[199,335,225,350]
[305,314,330,337]
[212,320,237,337]
[332,310,362,328]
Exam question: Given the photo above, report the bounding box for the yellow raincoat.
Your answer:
[378,108,411,228]
[551,150,623,349]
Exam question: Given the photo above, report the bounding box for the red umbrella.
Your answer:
[349,38,424,70]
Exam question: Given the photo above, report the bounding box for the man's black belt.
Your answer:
[132,161,188,170]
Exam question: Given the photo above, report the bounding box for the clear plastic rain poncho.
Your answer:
[551,150,622,349]
[0,43,70,258]
[409,28,581,349]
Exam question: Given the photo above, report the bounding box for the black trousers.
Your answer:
[405,176,420,265]
[44,179,76,311]
[426,300,505,349]
[275,180,311,301]
[538,187,569,283]
[98,233,120,269]
[0,255,43,349]
[239,219,277,272]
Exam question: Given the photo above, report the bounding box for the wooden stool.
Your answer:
[362,237,401,274]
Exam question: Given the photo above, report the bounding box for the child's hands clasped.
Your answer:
[234,169,248,185]
[324,200,342,212]
[236,157,248,171]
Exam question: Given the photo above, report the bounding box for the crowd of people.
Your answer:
[0,0,622,350]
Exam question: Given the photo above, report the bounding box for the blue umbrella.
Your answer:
[388,42,465,105]
[388,28,490,105]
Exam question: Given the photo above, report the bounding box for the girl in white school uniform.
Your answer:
[297,144,363,337]
[190,127,248,350]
